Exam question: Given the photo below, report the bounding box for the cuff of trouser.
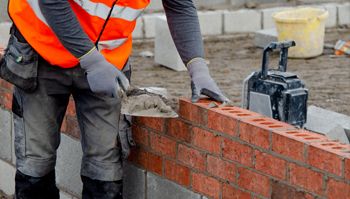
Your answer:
[16,154,56,178]
[81,158,123,181]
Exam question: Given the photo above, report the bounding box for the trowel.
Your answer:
[120,88,178,118]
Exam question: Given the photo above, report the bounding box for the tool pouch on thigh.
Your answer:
[0,25,38,93]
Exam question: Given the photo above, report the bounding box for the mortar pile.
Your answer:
[121,86,179,117]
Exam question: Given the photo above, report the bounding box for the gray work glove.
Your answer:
[118,114,136,159]
[79,48,130,98]
[187,59,229,103]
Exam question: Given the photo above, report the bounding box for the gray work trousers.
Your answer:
[12,55,131,182]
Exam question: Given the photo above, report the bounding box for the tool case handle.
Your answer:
[261,40,296,79]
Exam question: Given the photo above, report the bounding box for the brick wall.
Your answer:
[128,98,350,199]
[1,78,350,198]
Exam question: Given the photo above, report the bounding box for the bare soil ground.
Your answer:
[130,29,350,116]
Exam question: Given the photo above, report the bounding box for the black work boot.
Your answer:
[15,169,59,199]
[81,176,123,199]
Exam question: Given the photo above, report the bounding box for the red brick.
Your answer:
[207,110,237,137]
[345,157,350,181]
[239,121,269,149]
[0,90,4,106]
[66,98,76,117]
[192,172,221,199]
[210,106,261,119]
[289,163,323,195]
[255,150,287,180]
[222,138,253,167]
[306,193,315,199]
[325,178,350,199]
[222,183,251,199]
[61,116,67,132]
[132,116,137,122]
[150,131,176,159]
[138,148,163,175]
[4,91,12,109]
[307,142,346,177]
[271,181,305,199]
[207,155,236,183]
[138,117,163,132]
[179,99,206,126]
[126,146,137,164]
[164,118,191,143]
[240,117,295,149]
[254,197,262,199]
[164,159,191,187]
[193,127,221,154]
[194,98,216,107]
[66,117,81,139]
[243,117,294,130]
[0,79,13,91]
[177,144,205,171]
[274,129,330,143]
[238,167,270,197]
[131,124,149,147]
[272,132,306,162]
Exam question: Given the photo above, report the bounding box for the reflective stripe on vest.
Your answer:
[72,0,145,22]
[9,0,149,69]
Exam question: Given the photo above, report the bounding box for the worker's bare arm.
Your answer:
[38,0,94,58]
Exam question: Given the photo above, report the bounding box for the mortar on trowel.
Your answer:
[121,87,178,118]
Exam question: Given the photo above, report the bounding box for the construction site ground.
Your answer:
[130,29,350,116]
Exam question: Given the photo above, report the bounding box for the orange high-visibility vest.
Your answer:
[8,0,150,69]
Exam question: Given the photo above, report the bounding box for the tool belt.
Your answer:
[0,24,38,93]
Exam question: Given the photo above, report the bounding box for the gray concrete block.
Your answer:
[56,134,83,196]
[154,15,186,71]
[0,159,16,196]
[0,22,11,46]
[123,162,146,199]
[254,28,278,48]
[145,0,163,11]
[325,125,349,144]
[338,3,350,26]
[197,11,223,35]
[133,18,144,39]
[0,0,10,22]
[0,109,12,162]
[147,172,201,199]
[300,0,343,3]
[322,4,337,28]
[298,4,337,28]
[231,0,287,6]
[144,13,164,38]
[261,7,294,29]
[60,190,73,199]
[193,0,228,7]
[224,10,261,33]
[304,106,350,139]
[11,117,16,165]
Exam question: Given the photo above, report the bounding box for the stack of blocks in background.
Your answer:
[1,79,350,198]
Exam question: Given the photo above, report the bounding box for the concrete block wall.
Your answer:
[132,2,349,39]
[1,76,350,198]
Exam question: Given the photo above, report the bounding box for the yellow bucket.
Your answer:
[272,8,328,58]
